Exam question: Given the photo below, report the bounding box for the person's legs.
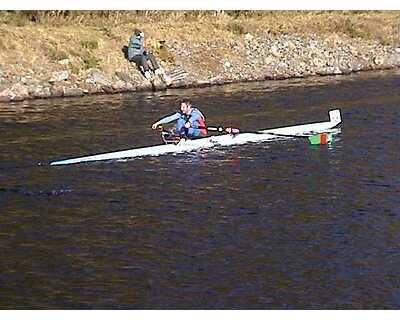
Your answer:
[186,127,201,138]
[132,55,149,72]
[132,55,152,79]
[145,53,172,85]
[175,118,186,135]
[145,53,160,70]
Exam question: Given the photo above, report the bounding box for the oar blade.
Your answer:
[308,133,332,145]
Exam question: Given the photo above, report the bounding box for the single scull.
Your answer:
[50,109,341,166]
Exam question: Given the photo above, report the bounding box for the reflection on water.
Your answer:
[1,70,400,309]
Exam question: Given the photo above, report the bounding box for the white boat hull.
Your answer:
[50,109,341,166]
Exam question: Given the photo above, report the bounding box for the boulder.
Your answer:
[50,70,69,83]
[312,57,325,68]
[115,71,133,83]
[373,56,385,65]
[31,86,52,98]
[0,88,13,101]
[111,80,127,92]
[0,83,30,100]
[223,61,232,69]
[13,83,29,97]
[270,45,280,58]
[50,85,64,98]
[85,68,111,86]
[58,59,70,65]
[244,33,254,42]
[63,87,84,97]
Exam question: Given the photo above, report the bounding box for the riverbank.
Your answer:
[0,11,400,103]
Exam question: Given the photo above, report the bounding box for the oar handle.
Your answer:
[203,126,224,132]
[198,125,240,134]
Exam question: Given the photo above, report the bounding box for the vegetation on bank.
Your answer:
[0,10,399,98]
[1,10,399,42]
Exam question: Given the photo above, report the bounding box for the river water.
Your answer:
[0,70,400,309]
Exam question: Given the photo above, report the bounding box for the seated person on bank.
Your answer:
[127,30,170,84]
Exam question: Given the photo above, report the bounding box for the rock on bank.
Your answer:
[0,32,400,102]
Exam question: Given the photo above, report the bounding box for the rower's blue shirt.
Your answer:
[157,108,206,137]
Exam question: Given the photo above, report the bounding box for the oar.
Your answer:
[201,125,308,138]
[200,126,332,144]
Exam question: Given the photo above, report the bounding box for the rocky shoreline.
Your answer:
[1,32,400,103]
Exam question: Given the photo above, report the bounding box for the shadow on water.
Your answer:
[0,69,400,309]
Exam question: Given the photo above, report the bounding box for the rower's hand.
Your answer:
[151,123,160,130]
[184,122,191,129]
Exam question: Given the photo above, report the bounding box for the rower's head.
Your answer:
[180,98,192,115]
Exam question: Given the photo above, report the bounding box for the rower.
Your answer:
[151,98,207,139]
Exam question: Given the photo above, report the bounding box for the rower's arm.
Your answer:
[152,112,181,129]
[157,112,181,125]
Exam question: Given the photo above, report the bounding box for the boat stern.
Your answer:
[329,109,341,126]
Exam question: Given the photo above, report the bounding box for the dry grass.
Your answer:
[0,11,399,78]
[1,10,399,39]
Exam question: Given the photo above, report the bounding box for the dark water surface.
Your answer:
[1,70,400,309]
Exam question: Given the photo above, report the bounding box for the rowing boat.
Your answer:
[50,109,342,166]
[50,109,341,166]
